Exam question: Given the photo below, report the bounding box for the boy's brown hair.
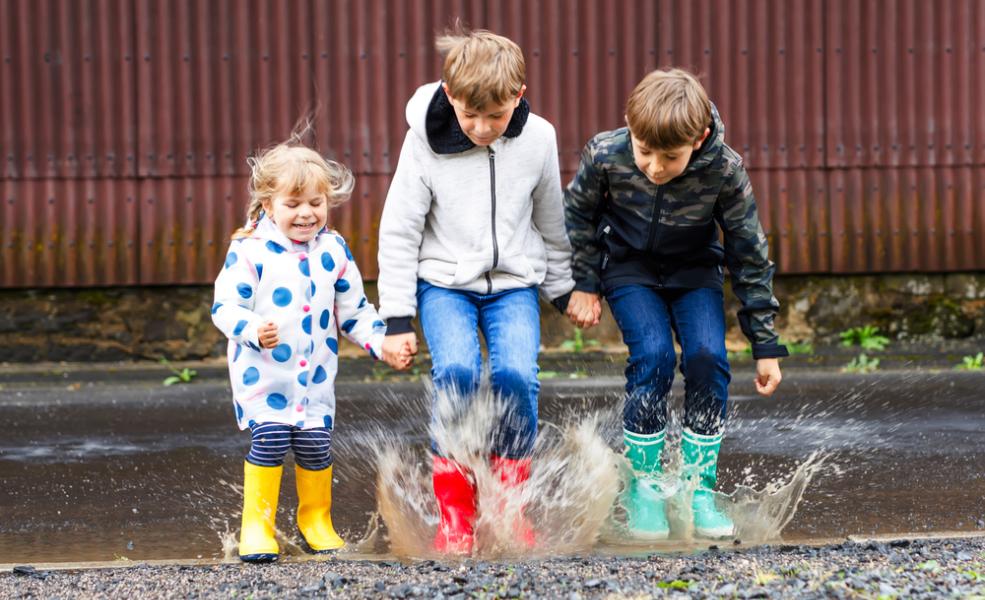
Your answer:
[625,68,712,150]
[436,29,525,110]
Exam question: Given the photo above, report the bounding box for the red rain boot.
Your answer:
[431,456,477,555]
[490,456,536,549]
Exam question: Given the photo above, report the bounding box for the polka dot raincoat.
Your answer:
[211,217,384,430]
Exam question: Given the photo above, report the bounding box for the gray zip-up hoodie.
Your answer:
[377,81,575,332]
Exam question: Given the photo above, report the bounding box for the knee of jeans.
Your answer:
[685,348,729,384]
[629,345,675,386]
[490,366,537,402]
[432,362,480,396]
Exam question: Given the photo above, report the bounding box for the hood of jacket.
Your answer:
[682,103,726,175]
[405,81,531,155]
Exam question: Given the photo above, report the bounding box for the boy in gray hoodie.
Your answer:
[377,29,576,555]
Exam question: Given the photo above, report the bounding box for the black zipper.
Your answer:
[644,186,665,256]
[485,148,499,294]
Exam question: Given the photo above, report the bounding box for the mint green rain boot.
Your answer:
[681,427,735,538]
[621,429,670,539]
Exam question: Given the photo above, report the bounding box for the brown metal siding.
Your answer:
[1,0,983,288]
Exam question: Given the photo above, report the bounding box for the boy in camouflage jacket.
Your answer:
[563,69,787,540]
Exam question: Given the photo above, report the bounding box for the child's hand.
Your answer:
[383,333,417,371]
[566,291,602,328]
[257,321,279,349]
[754,358,782,396]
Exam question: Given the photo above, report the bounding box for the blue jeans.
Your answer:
[606,285,731,436]
[417,281,540,459]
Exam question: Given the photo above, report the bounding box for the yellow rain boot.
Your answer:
[239,461,282,563]
[295,464,345,553]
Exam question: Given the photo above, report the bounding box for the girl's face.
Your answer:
[262,183,329,243]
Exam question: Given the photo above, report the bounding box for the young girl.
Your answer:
[211,141,384,563]
[377,30,575,554]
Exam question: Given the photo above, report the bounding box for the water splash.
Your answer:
[372,383,621,560]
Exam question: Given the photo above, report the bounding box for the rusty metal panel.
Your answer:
[826,167,984,272]
[133,0,322,178]
[0,0,137,180]
[825,0,985,167]
[2,0,985,289]
[747,169,832,275]
[649,0,827,171]
[0,179,139,286]
[137,177,244,284]
[136,172,388,284]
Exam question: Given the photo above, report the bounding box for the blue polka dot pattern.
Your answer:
[372,320,385,330]
[302,315,312,335]
[211,302,223,315]
[358,297,367,308]
[243,367,260,385]
[321,252,335,272]
[336,236,353,260]
[256,263,263,280]
[272,344,292,362]
[308,340,314,355]
[335,278,350,293]
[323,415,333,429]
[225,252,238,268]
[295,420,305,427]
[319,309,330,329]
[233,345,242,362]
[298,371,309,386]
[237,283,253,299]
[299,258,310,277]
[341,319,357,333]
[312,365,327,384]
[265,240,286,254]
[272,287,293,307]
[248,419,257,428]
[266,393,288,410]
[310,281,316,297]
[233,320,248,336]
[235,402,244,420]
[246,341,261,352]
[326,337,338,353]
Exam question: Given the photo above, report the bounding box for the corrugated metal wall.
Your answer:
[2,0,983,288]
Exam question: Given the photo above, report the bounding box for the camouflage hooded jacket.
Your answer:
[563,105,788,359]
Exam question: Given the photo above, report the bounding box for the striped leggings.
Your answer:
[246,422,332,471]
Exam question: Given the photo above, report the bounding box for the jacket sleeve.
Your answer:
[531,125,576,302]
[334,240,385,359]
[377,131,432,335]
[714,161,789,359]
[563,141,605,294]
[211,242,264,350]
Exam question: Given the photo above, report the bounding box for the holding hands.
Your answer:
[383,332,417,370]
[566,291,602,329]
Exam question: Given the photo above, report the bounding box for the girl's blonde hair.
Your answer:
[232,139,354,240]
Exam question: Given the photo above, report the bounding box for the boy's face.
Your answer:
[262,183,328,243]
[629,128,710,186]
[444,83,527,147]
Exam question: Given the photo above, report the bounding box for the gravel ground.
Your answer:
[3,536,985,599]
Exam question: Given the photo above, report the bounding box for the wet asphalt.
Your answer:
[1,363,984,566]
